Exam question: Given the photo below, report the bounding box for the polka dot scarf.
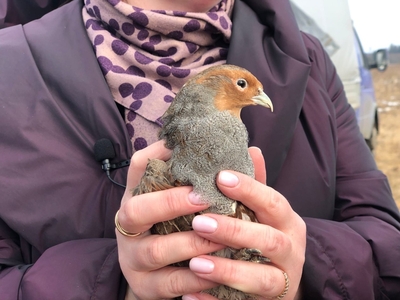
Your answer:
[82,0,233,152]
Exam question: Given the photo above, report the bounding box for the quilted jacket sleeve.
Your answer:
[0,6,130,298]
[301,34,400,300]
[0,237,124,300]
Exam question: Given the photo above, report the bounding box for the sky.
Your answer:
[347,0,400,51]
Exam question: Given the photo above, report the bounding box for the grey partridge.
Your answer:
[133,64,273,299]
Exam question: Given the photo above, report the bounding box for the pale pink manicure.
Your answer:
[218,171,239,187]
[192,215,218,233]
[189,257,215,274]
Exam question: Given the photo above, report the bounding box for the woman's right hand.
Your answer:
[116,141,224,299]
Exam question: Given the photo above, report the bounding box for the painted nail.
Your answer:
[189,257,215,274]
[249,146,262,153]
[192,215,218,233]
[218,171,239,187]
[182,295,199,300]
[188,192,204,205]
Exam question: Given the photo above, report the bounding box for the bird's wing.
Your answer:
[131,159,175,195]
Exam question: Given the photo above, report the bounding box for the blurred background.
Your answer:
[290,0,400,209]
[349,0,400,209]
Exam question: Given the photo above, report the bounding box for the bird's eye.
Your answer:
[236,79,247,89]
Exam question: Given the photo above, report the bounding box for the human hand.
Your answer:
[184,147,306,300]
[116,140,225,299]
[116,143,305,299]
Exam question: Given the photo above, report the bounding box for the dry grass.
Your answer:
[371,64,400,209]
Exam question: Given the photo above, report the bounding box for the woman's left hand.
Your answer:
[184,147,306,300]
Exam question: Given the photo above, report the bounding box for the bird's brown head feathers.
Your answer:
[160,64,273,147]
[187,64,273,119]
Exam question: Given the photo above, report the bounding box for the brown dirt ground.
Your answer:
[371,64,400,209]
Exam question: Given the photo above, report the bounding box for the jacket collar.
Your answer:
[227,0,311,185]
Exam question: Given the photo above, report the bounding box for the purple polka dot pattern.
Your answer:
[171,68,190,78]
[219,16,229,30]
[156,65,171,77]
[121,22,135,35]
[134,138,147,151]
[119,83,133,98]
[137,29,149,41]
[108,0,118,6]
[93,6,101,19]
[126,123,135,137]
[155,79,172,90]
[164,95,174,103]
[207,13,219,21]
[183,20,201,32]
[109,18,119,30]
[128,11,149,27]
[130,100,142,110]
[185,42,198,53]
[112,40,128,55]
[126,65,145,77]
[150,35,162,45]
[94,35,104,46]
[83,0,233,153]
[127,110,136,122]
[167,31,183,39]
[111,65,125,73]
[204,57,215,65]
[155,47,177,57]
[132,82,152,99]
[98,56,113,74]
[135,52,152,65]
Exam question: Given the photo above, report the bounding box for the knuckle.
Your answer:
[130,148,146,169]
[189,234,213,253]
[163,188,183,213]
[263,230,290,254]
[224,218,245,243]
[258,270,278,296]
[165,269,187,296]
[242,176,260,199]
[144,236,168,268]
[218,260,240,283]
[121,197,142,229]
[265,188,283,214]
[118,204,132,229]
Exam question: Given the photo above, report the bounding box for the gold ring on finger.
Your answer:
[274,271,289,299]
[115,210,144,237]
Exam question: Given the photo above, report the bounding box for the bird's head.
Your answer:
[191,64,273,119]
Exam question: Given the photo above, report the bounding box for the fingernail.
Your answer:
[192,215,218,233]
[189,257,215,274]
[218,171,239,187]
[249,146,262,153]
[182,295,199,300]
[188,192,204,205]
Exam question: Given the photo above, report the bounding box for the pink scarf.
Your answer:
[83,0,234,151]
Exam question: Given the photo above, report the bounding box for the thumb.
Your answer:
[124,140,171,193]
[248,147,267,184]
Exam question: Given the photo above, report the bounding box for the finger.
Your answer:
[192,214,291,264]
[248,147,266,184]
[118,186,209,234]
[189,255,287,298]
[216,170,296,230]
[125,140,171,191]
[122,231,225,271]
[124,266,219,299]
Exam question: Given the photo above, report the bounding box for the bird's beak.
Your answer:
[252,89,273,112]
